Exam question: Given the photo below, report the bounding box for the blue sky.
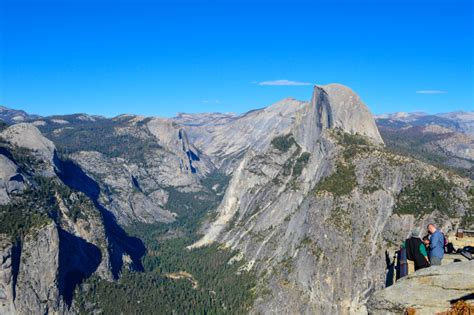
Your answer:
[0,0,472,117]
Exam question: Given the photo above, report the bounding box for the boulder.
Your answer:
[367,261,474,315]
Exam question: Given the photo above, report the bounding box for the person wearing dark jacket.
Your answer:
[403,228,430,272]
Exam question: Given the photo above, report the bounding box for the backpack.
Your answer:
[397,247,408,279]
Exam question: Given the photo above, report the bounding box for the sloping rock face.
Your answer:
[176,97,308,172]
[367,261,474,315]
[191,136,471,314]
[189,85,472,313]
[191,84,386,249]
[66,150,177,224]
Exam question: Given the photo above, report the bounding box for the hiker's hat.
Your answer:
[411,228,421,238]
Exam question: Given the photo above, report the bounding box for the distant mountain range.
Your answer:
[1,103,472,135]
[2,103,472,133]
[0,106,40,124]
[375,111,474,135]
[374,111,473,177]
[2,103,472,175]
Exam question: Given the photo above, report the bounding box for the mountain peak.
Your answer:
[318,83,384,144]
[293,84,384,151]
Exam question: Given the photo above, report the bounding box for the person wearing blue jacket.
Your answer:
[427,224,444,265]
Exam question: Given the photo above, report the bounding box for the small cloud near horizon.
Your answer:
[202,99,221,104]
[416,90,447,94]
[258,79,312,86]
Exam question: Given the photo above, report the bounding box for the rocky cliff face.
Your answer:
[14,222,61,314]
[0,237,16,314]
[35,114,219,226]
[190,84,386,250]
[321,84,384,144]
[1,223,66,315]
[0,124,122,314]
[189,85,471,313]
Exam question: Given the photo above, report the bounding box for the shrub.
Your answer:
[393,176,459,217]
[438,300,474,315]
[271,134,296,152]
[314,163,357,196]
[327,207,351,232]
[292,152,311,177]
[334,130,371,146]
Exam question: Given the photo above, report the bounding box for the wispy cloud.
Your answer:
[202,99,220,104]
[416,90,447,94]
[258,79,312,86]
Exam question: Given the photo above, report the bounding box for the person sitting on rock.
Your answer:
[403,228,430,272]
[427,223,445,266]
